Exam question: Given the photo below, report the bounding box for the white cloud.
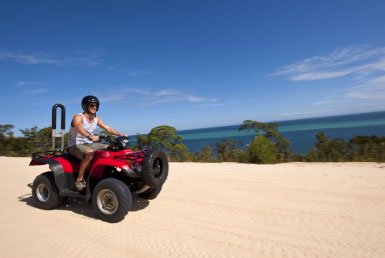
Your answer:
[280,111,313,118]
[0,49,103,67]
[0,51,59,64]
[99,86,220,108]
[271,45,385,107]
[198,103,223,107]
[22,88,50,95]
[107,66,151,77]
[66,50,103,67]
[139,93,218,107]
[137,91,218,107]
[345,78,385,100]
[368,75,385,83]
[155,89,180,96]
[99,94,125,103]
[187,95,218,103]
[16,81,44,86]
[120,87,151,95]
[312,99,352,106]
[346,91,385,99]
[187,95,206,103]
[271,45,385,82]
[290,70,353,81]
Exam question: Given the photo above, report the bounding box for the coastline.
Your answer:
[123,111,385,154]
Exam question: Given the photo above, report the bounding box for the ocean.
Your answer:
[175,111,385,154]
[127,111,385,154]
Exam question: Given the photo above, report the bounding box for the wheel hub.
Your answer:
[36,184,49,202]
[153,159,162,177]
[97,189,118,215]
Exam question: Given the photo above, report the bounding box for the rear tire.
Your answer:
[141,149,169,188]
[32,172,65,210]
[92,178,132,223]
[138,187,162,200]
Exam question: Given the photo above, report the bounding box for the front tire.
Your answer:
[138,187,162,200]
[32,172,65,210]
[92,178,132,223]
[141,149,169,188]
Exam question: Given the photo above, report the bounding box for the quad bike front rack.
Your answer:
[52,104,66,151]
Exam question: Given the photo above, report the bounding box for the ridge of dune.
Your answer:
[0,157,384,258]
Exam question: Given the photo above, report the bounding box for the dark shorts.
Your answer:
[68,143,108,160]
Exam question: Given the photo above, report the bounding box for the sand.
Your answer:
[0,157,384,258]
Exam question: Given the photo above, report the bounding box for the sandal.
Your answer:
[74,179,86,191]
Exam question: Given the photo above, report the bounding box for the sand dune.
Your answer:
[0,157,384,258]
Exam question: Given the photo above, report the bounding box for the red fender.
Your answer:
[90,159,131,178]
[30,156,80,174]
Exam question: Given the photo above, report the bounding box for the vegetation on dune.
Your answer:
[134,125,189,161]
[305,132,385,162]
[239,120,292,163]
[246,134,280,164]
[0,122,384,163]
[0,124,66,156]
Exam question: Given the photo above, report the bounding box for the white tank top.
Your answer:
[68,113,98,146]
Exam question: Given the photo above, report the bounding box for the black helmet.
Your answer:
[81,95,99,111]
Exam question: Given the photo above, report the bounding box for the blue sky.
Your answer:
[1,0,385,136]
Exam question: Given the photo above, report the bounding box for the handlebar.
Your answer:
[96,135,130,151]
[98,135,111,142]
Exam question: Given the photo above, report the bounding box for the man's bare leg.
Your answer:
[76,149,95,182]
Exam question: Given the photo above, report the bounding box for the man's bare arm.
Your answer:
[97,116,126,137]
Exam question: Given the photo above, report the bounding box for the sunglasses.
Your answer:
[88,104,97,108]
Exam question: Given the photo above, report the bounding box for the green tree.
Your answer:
[306,131,348,162]
[348,135,385,162]
[135,125,189,161]
[170,143,190,161]
[19,126,39,155]
[306,131,330,161]
[328,138,348,161]
[239,120,292,161]
[135,133,149,150]
[195,145,215,162]
[3,137,24,156]
[246,134,279,163]
[147,126,183,149]
[36,126,56,151]
[0,124,14,137]
[0,124,15,155]
[0,125,69,156]
[215,139,244,162]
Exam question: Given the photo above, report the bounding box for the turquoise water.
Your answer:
[279,118,385,132]
[175,111,385,154]
[127,111,385,154]
[177,128,254,140]
[178,118,385,140]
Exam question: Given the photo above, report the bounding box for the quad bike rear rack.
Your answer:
[52,103,66,151]
[32,150,65,159]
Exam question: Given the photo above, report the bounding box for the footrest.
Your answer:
[60,190,85,198]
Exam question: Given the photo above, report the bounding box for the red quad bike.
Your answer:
[30,104,168,223]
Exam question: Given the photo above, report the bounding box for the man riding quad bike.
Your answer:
[30,103,168,223]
